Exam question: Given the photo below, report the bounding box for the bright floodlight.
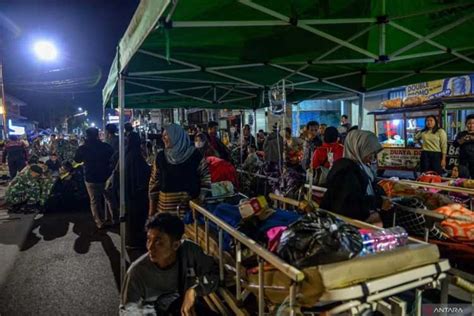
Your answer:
[78,107,83,112]
[33,41,58,61]
[91,122,96,127]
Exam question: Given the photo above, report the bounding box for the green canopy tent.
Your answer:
[104,0,474,110]
[103,1,474,310]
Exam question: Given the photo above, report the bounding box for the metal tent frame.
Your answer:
[105,0,474,295]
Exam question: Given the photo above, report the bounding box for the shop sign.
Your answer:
[447,142,460,170]
[406,74,474,99]
[377,148,421,170]
[378,143,460,171]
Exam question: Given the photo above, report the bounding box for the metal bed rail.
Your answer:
[189,200,304,316]
[399,179,474,209]
[236,169,279,197]
[268,193,456,315]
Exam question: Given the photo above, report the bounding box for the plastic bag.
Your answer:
[276,211,363,268]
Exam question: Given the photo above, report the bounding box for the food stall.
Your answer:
[368,97,474,175]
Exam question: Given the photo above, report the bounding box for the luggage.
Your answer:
[276,211,363,268]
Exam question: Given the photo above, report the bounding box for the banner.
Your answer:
[406,74,474,99]
[378,142,459,171]
[377,148,421,170]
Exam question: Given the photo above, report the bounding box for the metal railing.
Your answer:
[399,179,474,209]
[189,200,304,316]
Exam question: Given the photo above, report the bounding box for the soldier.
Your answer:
[56,136,68,161]
[5,164,54,211]
[31,136,47,159]
[61,136,79,163]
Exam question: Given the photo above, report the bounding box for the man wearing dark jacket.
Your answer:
[301,121,322,170]
[2,135,27,178]
[74,128,114,229]
[121,213,219,315]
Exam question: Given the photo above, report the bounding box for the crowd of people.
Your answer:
[2,112,473,315]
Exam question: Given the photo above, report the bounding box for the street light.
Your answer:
[78,107,83,112]
[91,122,96,127]
[33,40,58,61]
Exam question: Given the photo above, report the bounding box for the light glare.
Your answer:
[33,41,58,61]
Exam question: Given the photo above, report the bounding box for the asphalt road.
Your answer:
[0,210,122,316]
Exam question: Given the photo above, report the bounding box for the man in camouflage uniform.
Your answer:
[31,136,47,159]
[55,135,68,162]
[5,164,55,211]
[60,136,79,163]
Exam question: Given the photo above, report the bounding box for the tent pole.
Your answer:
[311,58,375,64]
[389,12,474,59]
[118,73,127,286]
[379,0,386,57]
[270,64,319,81]
[208,63,264,71]
[281,79,286,174]
[126,81,164,92]
[239,0,378,59]
[253,108,257,147]
[129,68,201,76]
[240,111,244,166]
[220,96,255,103]
[358,93,365,128]
[388,23,474,64]
[170,18,375,28]
[358,73,367,128]
[102,104,106,136]
[168,91,214,104]
[171,85,213,92]
[322,79,360,94]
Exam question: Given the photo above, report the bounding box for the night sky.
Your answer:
[0,0,139,128]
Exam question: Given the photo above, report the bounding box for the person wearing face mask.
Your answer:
[453,114,474,178]
[414,115,447,175]
[320,130,390,224]
[194,133,218,158]
[149,124,211,219]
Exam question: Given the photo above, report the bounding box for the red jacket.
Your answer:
[206,156,239,189]
[311,142,344,169]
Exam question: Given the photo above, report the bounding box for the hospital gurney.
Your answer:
[186,195,450,315]
[399,179,474,209]
[306,181,474,304]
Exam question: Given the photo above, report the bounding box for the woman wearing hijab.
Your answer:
[124,133,151,249]
[320,130,390,223]
[149,124,211,219]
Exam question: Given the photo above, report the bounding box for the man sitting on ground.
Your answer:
[121,213,219,316]
[46,153,61,176]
